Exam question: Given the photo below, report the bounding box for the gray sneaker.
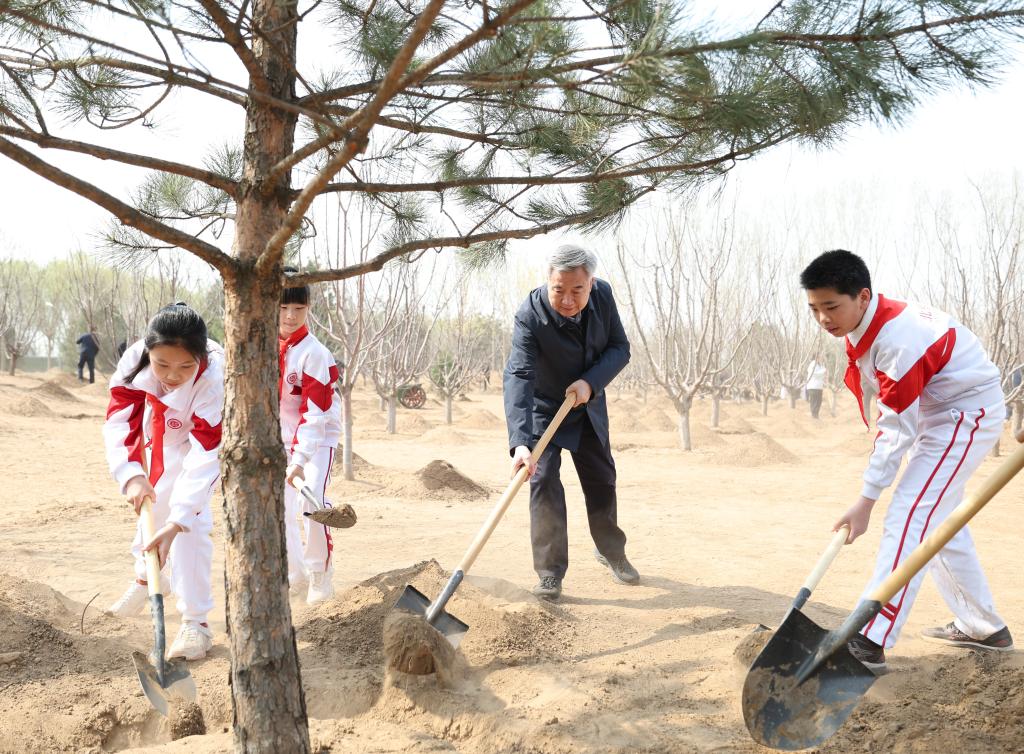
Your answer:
[594,549,640,585]
[922,622,1014,651]
[532,576,562,601]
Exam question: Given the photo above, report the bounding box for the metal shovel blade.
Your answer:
[741,608,876,750]
[393,585,469,648]
[131,651,197,718]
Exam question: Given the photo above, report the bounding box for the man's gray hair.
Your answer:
[548,244,598,276]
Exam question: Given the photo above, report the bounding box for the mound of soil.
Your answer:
[77,382,111,398]
[639,407,675,431]
[614,413,649,433]
[711,414,755,435]
[2,396,54,417]
[418,426,471,445]
[457,409,503,429]
[30,381,81,402]
[41,371,83,388]
[298,560,575,674]
[832,434,875,456]
[397,413,435,433]
[414,460,488,499]
[609,398,644,415]
[769,414,813,438]
[703,432,797,466]
[687,422,727,447]
[820,653,1024,753]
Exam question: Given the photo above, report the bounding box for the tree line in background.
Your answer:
[4,173,1023,459]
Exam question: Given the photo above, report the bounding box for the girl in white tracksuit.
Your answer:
[279,271,343,604]
[802,250,1012,672]
[103,303,223,661]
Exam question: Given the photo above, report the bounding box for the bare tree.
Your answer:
[429,282,490,424]
[310,194,403,479]
[369,265,444,433]
[0,259,43,374]
[618,211,748,450]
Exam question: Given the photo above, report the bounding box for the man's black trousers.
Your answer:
[529,415,627,579]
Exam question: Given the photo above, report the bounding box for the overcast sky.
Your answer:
[2,1,1022,276]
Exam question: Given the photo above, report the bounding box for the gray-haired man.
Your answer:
[503,245,639,600]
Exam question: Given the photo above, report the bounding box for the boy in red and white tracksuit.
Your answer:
[103,305,223,661]
[279,278,342,604]
[802,250,1012,671]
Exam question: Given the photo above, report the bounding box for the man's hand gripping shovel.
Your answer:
[383,393,577,677]
[742,435,1024,751]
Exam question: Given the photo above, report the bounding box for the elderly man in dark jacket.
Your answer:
[503,244,638,600]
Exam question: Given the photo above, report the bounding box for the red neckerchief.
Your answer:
[278,325,309,398]
[844,294,907,426]
[146,395,167,486]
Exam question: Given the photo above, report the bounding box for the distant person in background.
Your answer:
[805,357,827,419]
[76,328,100,383]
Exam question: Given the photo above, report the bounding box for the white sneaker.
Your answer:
[105,576,170,617]
[306,570,334,605]
[167,621,213,661]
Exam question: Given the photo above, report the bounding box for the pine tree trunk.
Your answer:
[221,271,309,754]
[445,394,453,425]
[711,394,721,428]
[387,394,397,433]
[342,387,355,481]
[761,395,769,416]
[788,389,797,409]
[222,1,308,749]
[8,353,16,375]
[1014,403,1023,435]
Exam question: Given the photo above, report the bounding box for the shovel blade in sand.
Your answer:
[393,584,469,648]
[132,651,197,718]
[741,607,875,750]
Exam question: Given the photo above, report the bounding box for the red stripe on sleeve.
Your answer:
[301,366,338,412]
[190,415,223,451]
[876,328,956,414]
[107,386,146,465]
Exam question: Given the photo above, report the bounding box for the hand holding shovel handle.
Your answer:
[424,393,576,624]
[798,441,1024,683]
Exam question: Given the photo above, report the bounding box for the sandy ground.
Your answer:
[1,371,1023,753]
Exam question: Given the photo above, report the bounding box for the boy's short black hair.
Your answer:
[281,266,310,306]
[799,250,872,297]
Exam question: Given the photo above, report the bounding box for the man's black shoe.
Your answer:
[594,549,640,585]
[847,634,887,673]
[532,576,562,601]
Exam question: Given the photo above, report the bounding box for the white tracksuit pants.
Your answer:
[860,402,1006,648]
[284,445,335,580]
[131,443,215,624]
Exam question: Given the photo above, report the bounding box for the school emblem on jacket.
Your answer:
[167,418,183,430]
[286,372,299,385]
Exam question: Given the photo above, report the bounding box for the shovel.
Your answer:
[291,476,357,529]
[742,440,1024,751]
[131,485,197,717]
[735,525,849,668]
[389,392,577,655]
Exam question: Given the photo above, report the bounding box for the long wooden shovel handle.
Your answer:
[456,393,577,575]
[801,525,849,594]
[137,451,163,597]
[868,441,1024,605]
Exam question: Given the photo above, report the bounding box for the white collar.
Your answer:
[847,293,879,349]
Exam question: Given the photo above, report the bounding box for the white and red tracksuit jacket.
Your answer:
[103,339,225,530]
[278,325,341,465]
[846,294,1003,500]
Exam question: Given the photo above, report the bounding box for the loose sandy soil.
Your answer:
[1,371,1023,753]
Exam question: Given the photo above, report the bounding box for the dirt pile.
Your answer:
[820,653,1024,753]
[1,395,54,417]
[392,413,434,434]
[457,409,503,429]
[414,460,488,500]
[299,560,575,675]
[687,422,727,447]
[418,426,471,445]
[711,413,755,435]
[833,433,875,456]
[704,432,797,466]
[30,380,81,402]
[614,406,676,434]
